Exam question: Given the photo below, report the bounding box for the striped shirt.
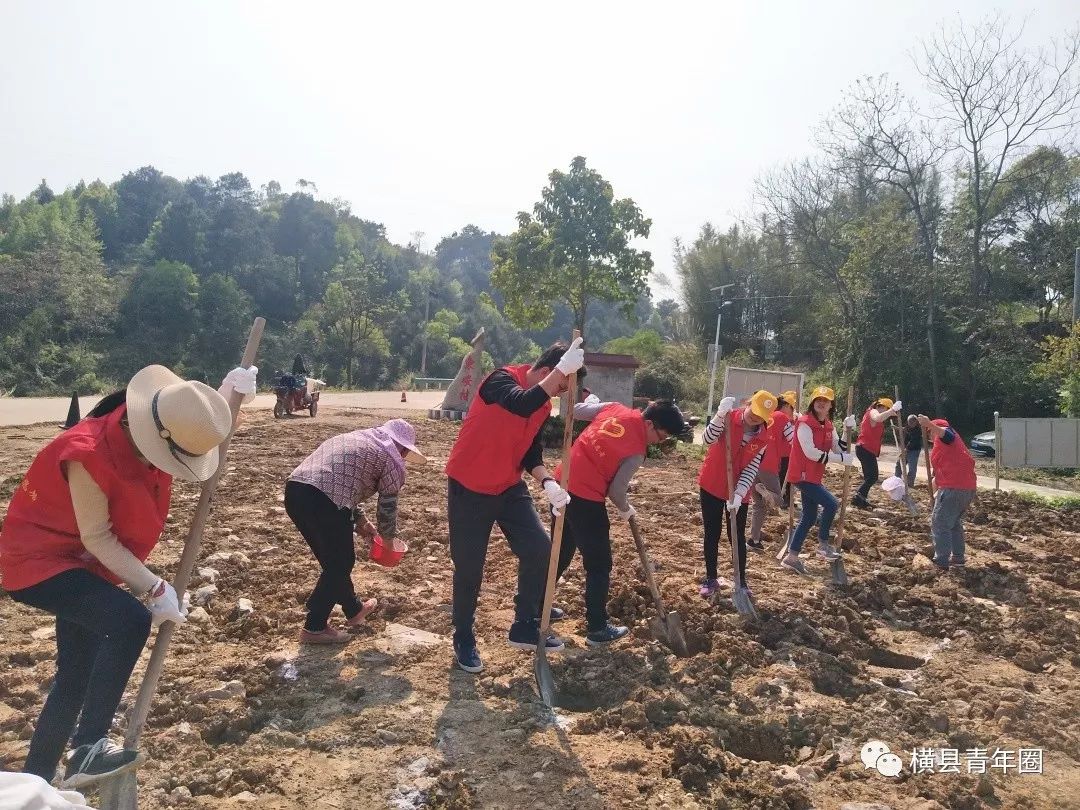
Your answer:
[702,415,766,499]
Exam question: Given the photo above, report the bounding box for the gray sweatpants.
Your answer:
[750,471,783,543]
[931,488,976,567]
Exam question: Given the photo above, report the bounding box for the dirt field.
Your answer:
[2,408,1079,809]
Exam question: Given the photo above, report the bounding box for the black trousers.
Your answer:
[855,445,879,501]
[285,480,363,631]
[10,568,151,781]
[553,497,612,632]
[448,478,550,646]
[700,489,749,583]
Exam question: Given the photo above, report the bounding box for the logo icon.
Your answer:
[861,740,902,778]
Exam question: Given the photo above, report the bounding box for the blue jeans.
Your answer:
[790,482,838,553]
[9,568,152,781]
[931,488,975,567]
[894,449,920,488]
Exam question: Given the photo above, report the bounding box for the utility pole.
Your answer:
[705,284,736,415]
[1073,247,1079,326]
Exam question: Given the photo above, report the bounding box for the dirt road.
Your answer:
[1,408,1078,809]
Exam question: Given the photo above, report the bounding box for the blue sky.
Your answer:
[2,0,1076,296]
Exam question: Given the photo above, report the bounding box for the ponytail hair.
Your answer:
[86,390,126,419]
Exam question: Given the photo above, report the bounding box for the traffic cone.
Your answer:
[62,391,80,430]
[401,390,407,403]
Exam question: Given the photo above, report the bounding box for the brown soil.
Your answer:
[2,408,1079,809]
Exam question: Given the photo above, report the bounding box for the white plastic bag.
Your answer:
[0,773,95,809]
[881,476,906,501]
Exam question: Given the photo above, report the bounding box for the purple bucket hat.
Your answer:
[381,418,427,464]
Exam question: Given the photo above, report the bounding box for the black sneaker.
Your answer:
[508,620,565,652]
[60,738,144,789]
[453,639,484,674]
[549,606,567,622]
[851,496,872,511]
[747,539,766,553]
[585,624,629,646]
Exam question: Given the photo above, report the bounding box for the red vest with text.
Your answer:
[786,413,834,486]
[856,407,886,456]
[760,410,792,474]
[698,408,770,499]
[445,364,553,495]
[929,420,977,490]
[0,406,172,591]
[553,403,647,503]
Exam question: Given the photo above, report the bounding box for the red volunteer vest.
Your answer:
[856,407,885,456]
[698,408,770,499]
[553,404,647,503]
[760,410,792,474]
[929,421,977,490]
[786,413,834,485]
[445,364,553,495]
[0,406,172,591]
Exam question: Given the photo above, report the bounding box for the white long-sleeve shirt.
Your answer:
[796,421,846,466]
[702,411,765,499]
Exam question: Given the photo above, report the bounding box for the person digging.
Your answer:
[550,399,691,646]
[850,396,903,510]
[780,385,857,575]
[748,390,797,552]
[697,390,775,597]
[0,366,238,789]
[444,340,586,674]
[285,419,427,644]
[916,415,977,572]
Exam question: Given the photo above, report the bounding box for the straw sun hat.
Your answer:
[126,365,233,482]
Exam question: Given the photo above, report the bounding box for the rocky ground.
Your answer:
[1,408,1079,809]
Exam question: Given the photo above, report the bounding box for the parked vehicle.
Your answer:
[970,430,995,458]
[272,372,323,418]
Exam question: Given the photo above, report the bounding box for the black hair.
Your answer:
[643,399,690,440]
[805,400,836,422]
[532,342,588,381]
[86,390,126,419]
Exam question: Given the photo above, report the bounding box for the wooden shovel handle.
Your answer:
[538,329,580,640]
[835,386,855,546]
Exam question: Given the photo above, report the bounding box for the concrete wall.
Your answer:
[999,417,1080,469]
[586,366,635,407]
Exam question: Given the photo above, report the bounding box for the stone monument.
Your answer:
[429,327,485,421]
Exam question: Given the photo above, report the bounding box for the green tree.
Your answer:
[149,196,210,270]
[115,260,199,373]
[190,274,253,381]
[491,156,653,335]
[603,329,665,364]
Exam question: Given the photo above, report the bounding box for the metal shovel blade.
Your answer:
[534,647,557,708]
[830,556,849,586]
[732,586,759,619]
[649,612,690,657]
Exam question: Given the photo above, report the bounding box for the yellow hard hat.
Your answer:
[779,390,798,409]
[749,390,778,424]
[875,397,894,410]
[809,385,835,403]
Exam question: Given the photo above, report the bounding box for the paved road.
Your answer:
[0,390,447,427]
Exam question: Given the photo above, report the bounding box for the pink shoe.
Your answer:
[699,578,720,597]
[346,598,379,627]
[300,626,352,644]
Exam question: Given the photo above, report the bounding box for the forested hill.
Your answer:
[0,169,670,396]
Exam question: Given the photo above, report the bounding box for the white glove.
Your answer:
[583,393,601,405]
[715,396,736,419]
[555,337,585,376]
[543,479,571,513]
[618,505,636,521]
[219,366,259,405]
[891,400,903,413]
[147,579,188,627]
[843,414,857,429]
[726,493,743,512]
[840,451,856,466]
